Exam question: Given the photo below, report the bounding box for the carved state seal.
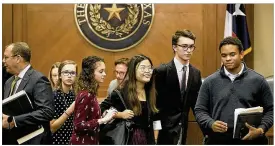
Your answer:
[74,4,154,52]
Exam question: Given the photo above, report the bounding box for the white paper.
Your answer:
[233,106,263,138]
[17,127,44,144]
[153,120,162,130]
[102,107,117,124]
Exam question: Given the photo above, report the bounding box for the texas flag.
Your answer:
[224,4,252,55]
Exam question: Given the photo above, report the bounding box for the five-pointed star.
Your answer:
[104,4,125,21]
[233,4,246,16]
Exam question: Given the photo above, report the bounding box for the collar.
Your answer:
[224,63,244,77]
[220,62,247,77]
[17,64,31,79]
[173,57,189,72]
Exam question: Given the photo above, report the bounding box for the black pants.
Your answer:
[157,128,187,145]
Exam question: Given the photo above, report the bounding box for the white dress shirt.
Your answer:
[14,64,31,93]
[224,63,244,82]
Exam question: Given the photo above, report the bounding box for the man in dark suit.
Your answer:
[2,42,54,144]
[155,29,202,144]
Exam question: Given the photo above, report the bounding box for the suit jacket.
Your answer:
[3,66,54,144]
[2,65,12,99]
[154,60,202,144]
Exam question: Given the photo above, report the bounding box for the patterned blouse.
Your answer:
[52,89,75,145]
[70,90,101,145]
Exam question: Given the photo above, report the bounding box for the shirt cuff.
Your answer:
[153,120,162,130]
[13,117,17,127]
[208,119,215,130]
[258,125,267,133]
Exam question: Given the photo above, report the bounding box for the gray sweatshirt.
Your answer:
[195,63,273,135]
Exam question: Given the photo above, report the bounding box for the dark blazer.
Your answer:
[100,89,156,144]
[2,65,12,99]
[154,60,202,144]
[3,66,54,144]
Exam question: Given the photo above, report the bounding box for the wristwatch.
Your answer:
[7,116,13,123]
[7,116,13,130]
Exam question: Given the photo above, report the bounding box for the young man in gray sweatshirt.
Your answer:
[194,37,273,144]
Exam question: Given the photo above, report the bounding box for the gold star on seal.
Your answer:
[104,4,125,21]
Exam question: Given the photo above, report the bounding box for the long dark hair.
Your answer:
[74,56,104,95]
[120,54,158,115]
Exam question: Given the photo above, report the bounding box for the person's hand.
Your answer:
[211,120,228,133]
[102,110,117,123]
[2,114,14,129]
[242,123,264,140]
[121,109,134,119]
[66,101,75,116]
[2,114,8,128]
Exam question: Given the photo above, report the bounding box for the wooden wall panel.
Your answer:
[216,4,226,67]
[186,122,204,144]
[12,4,27,42]
[2,4,13,52]
[202,4,217,77]
[244,4,254,69]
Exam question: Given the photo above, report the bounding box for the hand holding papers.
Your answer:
[233,106,263,139]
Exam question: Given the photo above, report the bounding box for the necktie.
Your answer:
[180,66,187,95]
[9,76,20,96]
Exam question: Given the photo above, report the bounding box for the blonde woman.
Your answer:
[49,62,61,90]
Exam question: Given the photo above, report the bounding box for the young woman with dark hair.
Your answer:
[70,56,116,145]
[101,54,161,144]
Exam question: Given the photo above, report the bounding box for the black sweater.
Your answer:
[194,63,273,135]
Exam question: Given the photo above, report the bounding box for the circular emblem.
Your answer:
[74,4,154,52]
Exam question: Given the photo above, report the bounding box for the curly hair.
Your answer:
[74,56,104,95]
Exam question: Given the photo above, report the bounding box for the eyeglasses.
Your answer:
[115,71,126,76]
[3,55,18,61]
[176,44,196,51]
[61,71,77,76]
[138,65,153,73]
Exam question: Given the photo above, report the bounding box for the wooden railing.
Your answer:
[266,126,273,145]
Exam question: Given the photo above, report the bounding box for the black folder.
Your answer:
[233,112,263,139]
[2,90,44,144]
[2,90,33,116]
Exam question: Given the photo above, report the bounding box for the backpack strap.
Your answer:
[114,89,128,109]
